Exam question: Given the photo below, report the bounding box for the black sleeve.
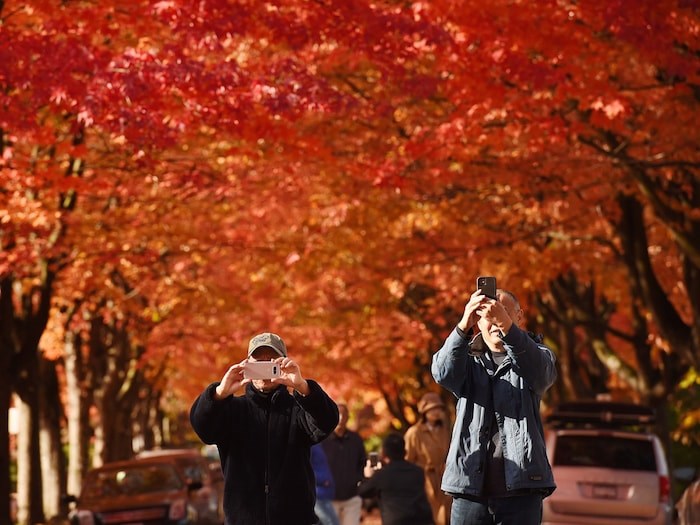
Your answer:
[293,379,340,442]
[189,382,235,445]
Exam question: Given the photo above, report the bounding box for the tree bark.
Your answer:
[39,356,67,520]
[64,327,90,496]
[15,396,44,525]
[6,263,55,523]
[0,276,14,525]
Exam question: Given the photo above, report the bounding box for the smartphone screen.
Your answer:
[476,276,497,300]
[369,452,380,468]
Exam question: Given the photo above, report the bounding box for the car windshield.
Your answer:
[82,463,184,498]
[553,435,657,471]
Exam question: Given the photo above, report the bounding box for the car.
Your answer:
[66,448,224,525]
[135,448,225,520]
[542,400,673,525]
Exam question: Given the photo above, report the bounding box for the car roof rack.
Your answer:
[546,400,656,429]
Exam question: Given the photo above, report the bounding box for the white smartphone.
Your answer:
[244,361,281,380]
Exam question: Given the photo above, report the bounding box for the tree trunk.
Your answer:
[89,319,144,464]
[0,276,14,525]
[15,396,44,525]
[0,381,11,525]
[101,360,141,463]
[3,263,56,522]
[39,356,67,520]
[64,328,89,496]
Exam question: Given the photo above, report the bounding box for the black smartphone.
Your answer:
[369,452,380,468]
[476,276,497,300]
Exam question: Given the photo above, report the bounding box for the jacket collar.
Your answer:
[245,383,287,406]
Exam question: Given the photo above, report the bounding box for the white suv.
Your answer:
[543,401,673,525]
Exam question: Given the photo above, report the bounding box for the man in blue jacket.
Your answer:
[311,443,340,525]
[431,286,557,525]
[190,332,339,525]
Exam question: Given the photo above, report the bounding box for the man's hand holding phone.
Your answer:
[215,362,248,400]
[364,452,382,478]
[215,359,284,400]
[247,357,310,395]
[457,277,504,333]
[276,357,310,395]
[457,281,496,333]
[216,355,310,398]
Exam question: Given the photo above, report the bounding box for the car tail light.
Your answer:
[659,474,671,503]
[169,499,187,520]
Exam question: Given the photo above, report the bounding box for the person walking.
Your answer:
[190,332,339,525]
[676,473,700,525]
[358,432,434,525]
[312,443,341,525]
[431,284,557,525]
[321,403,366,525]
[405,392,452,525]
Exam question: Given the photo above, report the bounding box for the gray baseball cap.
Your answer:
[247,332,287,358]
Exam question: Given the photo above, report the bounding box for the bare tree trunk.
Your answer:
[148,399,164,449]
[15,396,44,525]
[39,425,62,520]
[39,356,67,520]
[0,276,14,525]
[92,424,105,469]
[133,369,165,452]
[64,328,89,496]
[93,382,136,463]
[0,382,11,525]
[147,391,165,450]
[90,321,143,464]
[99,359,140,462]
[0,130,7,523]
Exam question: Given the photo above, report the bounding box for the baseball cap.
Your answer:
[417,392,445,414]
[247,332,287,358]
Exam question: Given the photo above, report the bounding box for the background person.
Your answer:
[190,332,339,525]
[322,403,366,525]
[358,432,434,525]
[676,471,700,525]
[431,286,557,525]
[312,443,341,525]
[405,392,452,525]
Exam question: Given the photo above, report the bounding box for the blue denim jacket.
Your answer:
[431,326,557,497]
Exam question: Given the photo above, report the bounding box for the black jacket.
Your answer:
[321,429,366,500]
[358,460,434,525]
[190,381,339,525]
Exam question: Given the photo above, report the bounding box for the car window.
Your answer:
[553,435,657,471]
[83,464,183,498]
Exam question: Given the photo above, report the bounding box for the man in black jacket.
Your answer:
[358,433,434,525]
[190,332,339,525]
[321,403,366,525]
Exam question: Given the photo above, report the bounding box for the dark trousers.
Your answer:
[450,493,543,525]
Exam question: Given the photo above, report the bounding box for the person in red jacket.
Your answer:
[190,332,339,525]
